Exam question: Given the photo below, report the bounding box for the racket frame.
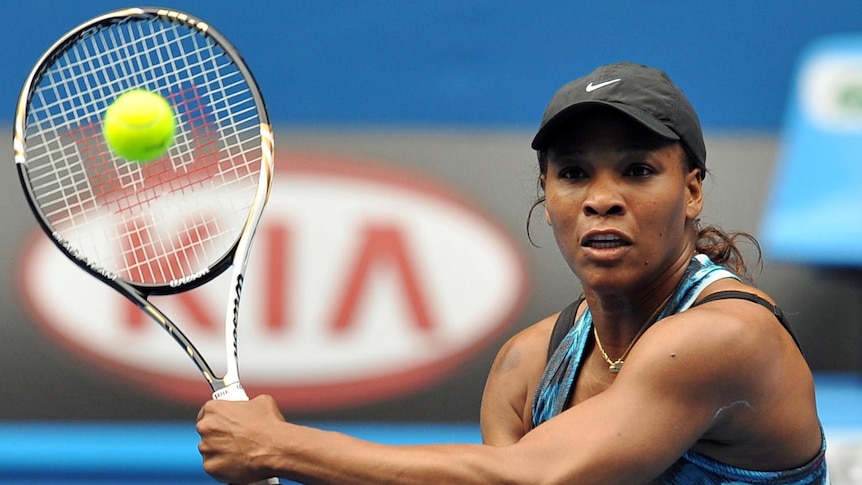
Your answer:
[14,6,275,397]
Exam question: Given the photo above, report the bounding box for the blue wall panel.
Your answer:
[4,1,862,130]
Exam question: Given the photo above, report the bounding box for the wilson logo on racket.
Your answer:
[232,274,244,358]
[21,151,529,411]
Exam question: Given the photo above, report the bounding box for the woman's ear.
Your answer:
[685,168,704,221]
[539,174,551,225]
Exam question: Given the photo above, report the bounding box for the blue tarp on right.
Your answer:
[761,35,862,267]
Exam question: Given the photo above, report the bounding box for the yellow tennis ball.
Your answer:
[103,89,175,162]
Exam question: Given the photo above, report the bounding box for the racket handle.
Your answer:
[214,383,282,484]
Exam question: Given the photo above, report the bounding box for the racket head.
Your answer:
[14,7,274,297]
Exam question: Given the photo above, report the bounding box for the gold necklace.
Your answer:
[592,293,673,373]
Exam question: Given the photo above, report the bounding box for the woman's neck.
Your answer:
[583,249,695,349]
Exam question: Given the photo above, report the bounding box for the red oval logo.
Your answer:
[19,151,529,411]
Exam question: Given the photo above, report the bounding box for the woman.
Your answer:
[197,62,829,484]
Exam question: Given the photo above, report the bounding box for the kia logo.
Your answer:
[19,151,529,411]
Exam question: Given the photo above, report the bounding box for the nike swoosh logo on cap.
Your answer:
[585,78,622,92]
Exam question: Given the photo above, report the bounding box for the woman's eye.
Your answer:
[627,164,655,177]
[559,167,587,179]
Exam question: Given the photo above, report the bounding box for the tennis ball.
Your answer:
[103,89,175,162]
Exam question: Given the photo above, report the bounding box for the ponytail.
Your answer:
[695,224,762,283]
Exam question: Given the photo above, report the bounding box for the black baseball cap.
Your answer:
[531,62,706,171]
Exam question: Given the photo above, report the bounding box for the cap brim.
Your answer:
[531,101,680,150]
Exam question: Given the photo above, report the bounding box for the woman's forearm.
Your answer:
[267,423,528,485]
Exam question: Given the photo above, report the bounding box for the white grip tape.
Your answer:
[212,382,249,401]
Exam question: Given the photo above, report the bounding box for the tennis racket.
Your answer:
[14,7,278,484]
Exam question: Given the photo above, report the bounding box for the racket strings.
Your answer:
[22,14,264,287]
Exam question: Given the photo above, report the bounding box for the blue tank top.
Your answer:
[531,254,830,484]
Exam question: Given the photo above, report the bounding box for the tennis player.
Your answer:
[197,62,829,484]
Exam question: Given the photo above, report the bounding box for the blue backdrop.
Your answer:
[5,1,862,130]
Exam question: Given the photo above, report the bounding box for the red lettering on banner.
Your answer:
[262,224,289,331]
[119,222,435,336]
[330,224,434,334]
[124,298,144,330]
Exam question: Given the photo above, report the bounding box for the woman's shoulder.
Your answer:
[501,298,587,359]
[637,278,797,380]
[495,312,559,364]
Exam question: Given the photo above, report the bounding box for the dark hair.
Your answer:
[694,223,762,283]
[527,146,762,283]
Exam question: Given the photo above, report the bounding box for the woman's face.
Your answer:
[541,108,703,295]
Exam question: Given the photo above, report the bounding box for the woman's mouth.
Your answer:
[583,233,630,249]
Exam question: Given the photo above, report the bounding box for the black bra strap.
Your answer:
[692,290,802,352]
[546,291,803,363]
[547,298,583,361]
